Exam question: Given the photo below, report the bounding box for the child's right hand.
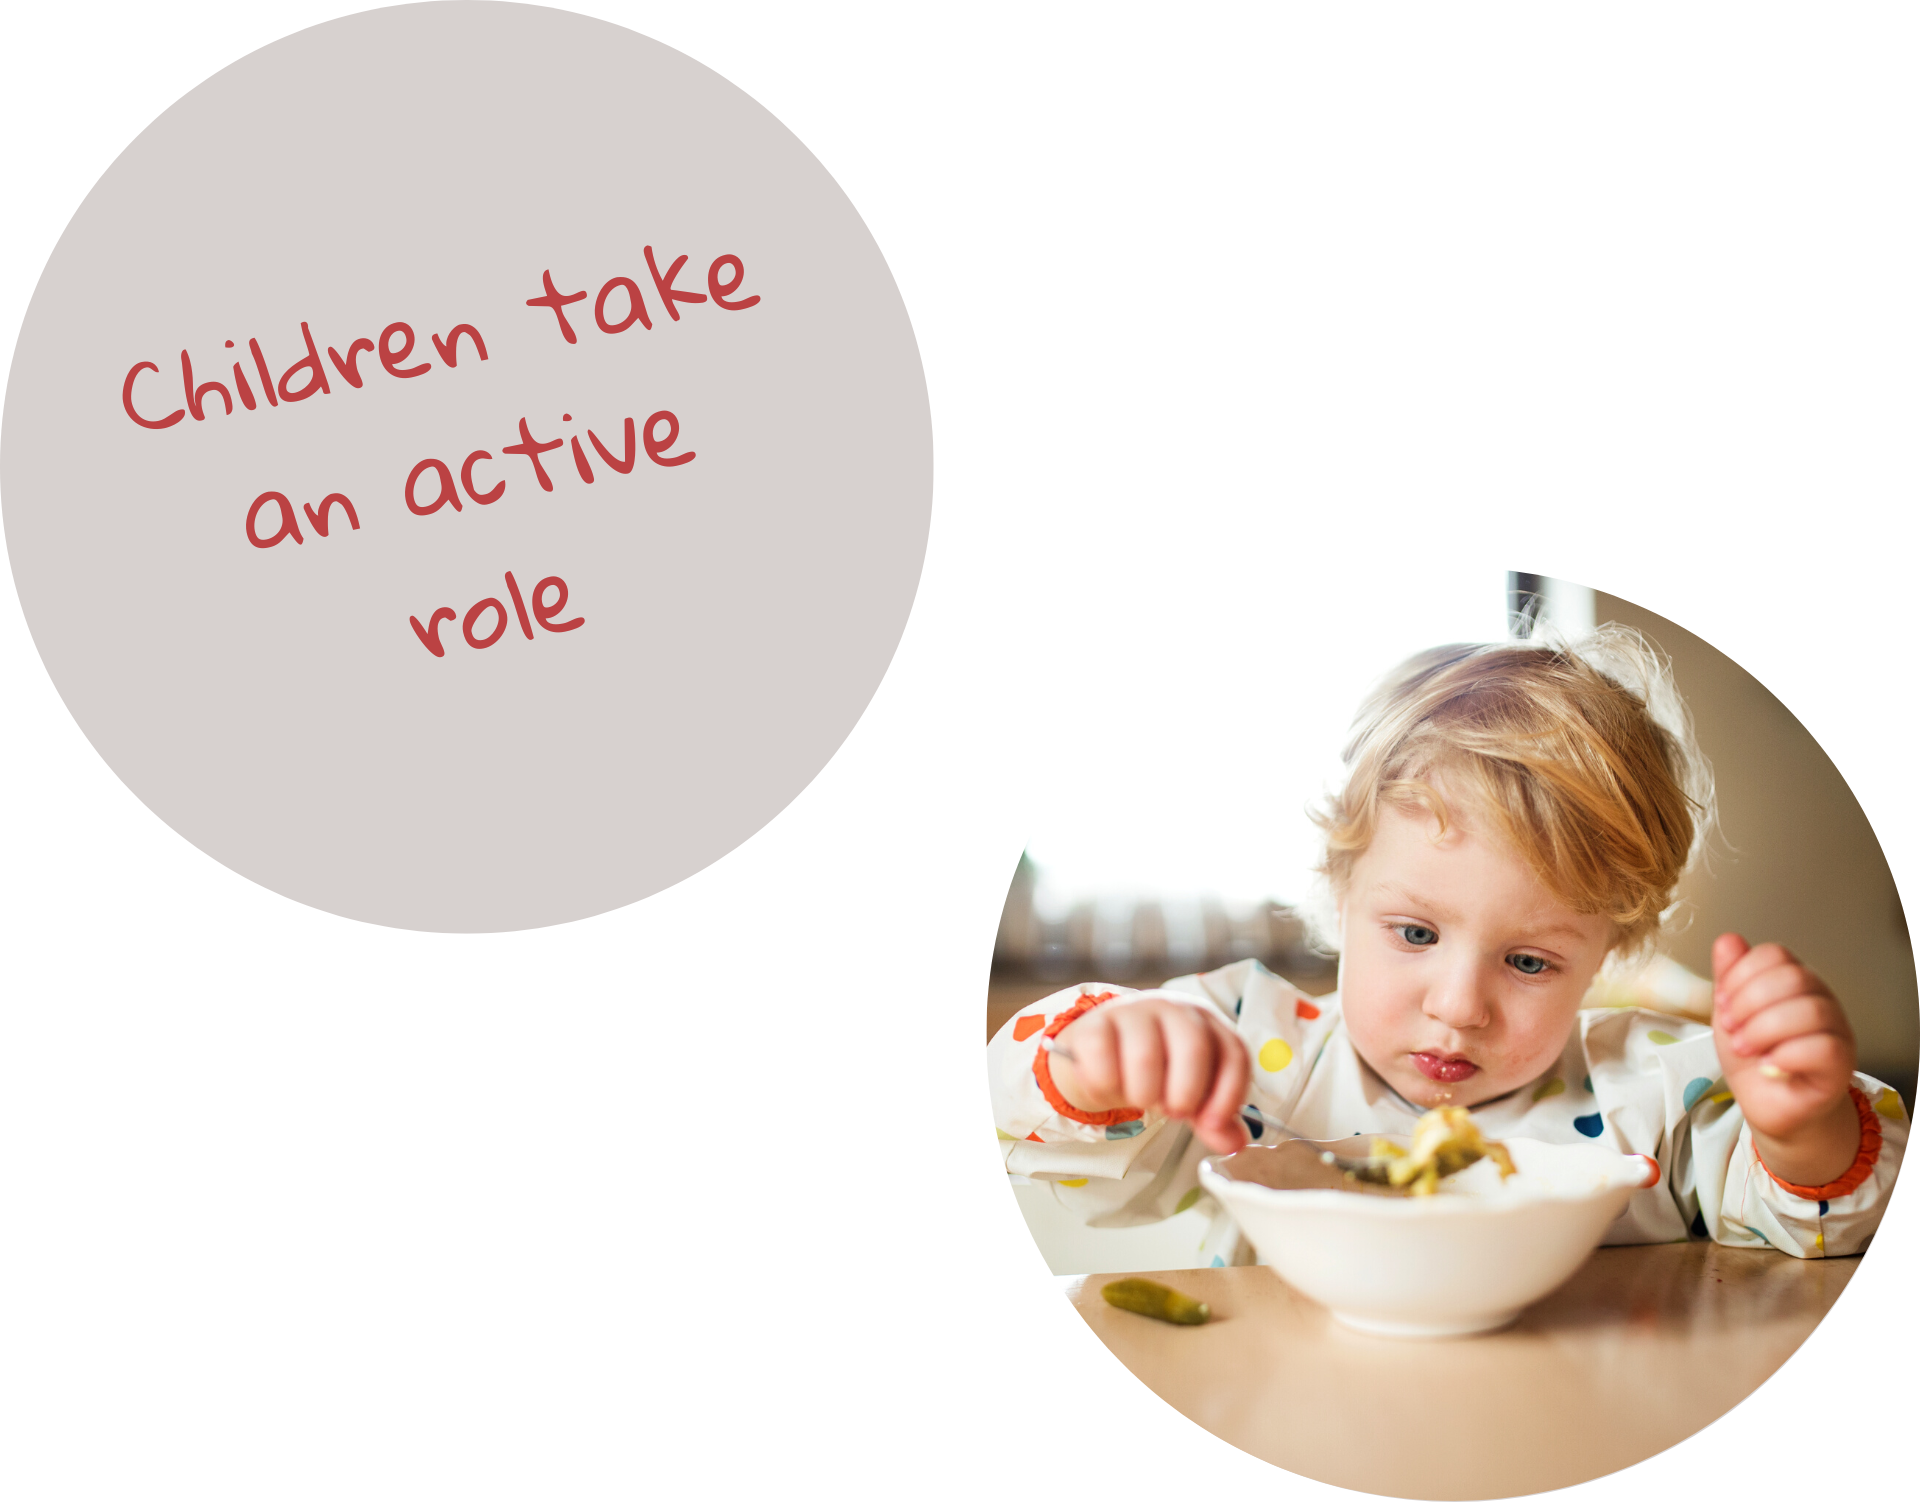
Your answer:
[1049,997,1252,1154]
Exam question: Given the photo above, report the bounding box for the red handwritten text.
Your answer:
[245,489,362,549]
[123,319,488,431]
[409,570,584,657]
[404,410,693,516]
[526,252,759,344]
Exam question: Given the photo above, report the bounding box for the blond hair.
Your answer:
[1312,624,1713,961]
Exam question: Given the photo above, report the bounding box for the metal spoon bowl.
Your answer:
[1240,1103,1399,1184]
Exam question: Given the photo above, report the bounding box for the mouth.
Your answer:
[1411,1052,1480,1084]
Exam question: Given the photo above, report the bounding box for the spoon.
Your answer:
[1040,1035,1394,1182]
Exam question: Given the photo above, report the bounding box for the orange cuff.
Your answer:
[1757,1086,1883,1201]
[1031,990,1146,1129]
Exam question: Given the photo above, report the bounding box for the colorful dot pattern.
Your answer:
[997,972,1900,1262]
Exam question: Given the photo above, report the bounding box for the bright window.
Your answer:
[1021,572,1574,918]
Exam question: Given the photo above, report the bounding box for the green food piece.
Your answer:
[1374,1106,1518,1196]
[1100,1277,1211,1325]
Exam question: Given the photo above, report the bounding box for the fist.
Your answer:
[1712,934,1857,1143]
[1048,996,1251,1155]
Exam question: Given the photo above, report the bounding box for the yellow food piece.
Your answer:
[1100,1277,1211,1325]
[1375,1107,1517,1197]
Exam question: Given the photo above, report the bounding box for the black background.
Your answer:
[0,5,1904,1490]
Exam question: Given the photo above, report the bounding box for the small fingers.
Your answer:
[1158,1005,1219,1120]
[1714,941,1800,1010]
[1115,1007,1168,1110]
[1195,1114,1252,1155]
[1057,1013,1123,1110]
[1195,1024,1252,1152]
[1057,1000,1252,1151]
[1726,995,1841,1058]
[1717,960,1829,1034]
[1710,932,1751,986]
[1756,1030,1855,1084]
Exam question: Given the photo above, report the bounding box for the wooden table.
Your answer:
[1066,1241,1855,1499]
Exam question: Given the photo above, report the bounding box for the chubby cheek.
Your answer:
[1335,961,1419,1067]
[1499,1014,1576,1077]
[1473,1003,1581,1093]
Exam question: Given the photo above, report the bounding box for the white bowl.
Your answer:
[1199,1136,1655,1338]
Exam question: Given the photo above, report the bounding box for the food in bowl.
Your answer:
[1199,1131,1654,1338]
[1358,1105,1517,1195]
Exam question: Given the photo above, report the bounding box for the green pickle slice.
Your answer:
[1100,1277,1211,1325]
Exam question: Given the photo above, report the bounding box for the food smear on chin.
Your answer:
[1371,1107,1517,1197]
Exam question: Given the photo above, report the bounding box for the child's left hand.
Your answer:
[1712,933,1861,1186]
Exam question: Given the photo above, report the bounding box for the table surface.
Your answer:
[1065,1240,1856,1500]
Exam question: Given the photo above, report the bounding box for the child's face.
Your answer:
[1336,799,1615,1110]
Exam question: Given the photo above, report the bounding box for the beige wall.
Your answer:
[1597,593,1916,1096]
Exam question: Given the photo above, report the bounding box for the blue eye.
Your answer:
[1396,924,1438,947]
[1508,953,1550,976]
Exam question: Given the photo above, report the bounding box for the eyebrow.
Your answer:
[1374,884,1591,944]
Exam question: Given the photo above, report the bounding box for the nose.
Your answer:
[1422,958,1493,1032]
